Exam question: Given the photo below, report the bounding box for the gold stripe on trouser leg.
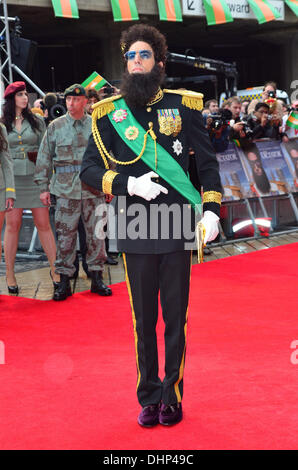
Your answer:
[174,250,192,403]
[122,253,141,391]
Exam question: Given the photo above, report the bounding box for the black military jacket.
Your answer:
[80,90,222,254]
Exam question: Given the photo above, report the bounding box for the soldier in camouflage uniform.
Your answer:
[34,84,112,301]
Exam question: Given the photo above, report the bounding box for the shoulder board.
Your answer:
[163,88,204,111]
[92,94,122,120]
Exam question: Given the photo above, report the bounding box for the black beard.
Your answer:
[120,63,164,108]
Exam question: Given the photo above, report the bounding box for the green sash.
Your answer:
[107,97,201,213]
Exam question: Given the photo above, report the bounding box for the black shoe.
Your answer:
[90,271,112,296]
[159,402,183,426]
[138,403,160,428]
[105,255,118,266]
[6,277,19,294]
[53,274,72,301]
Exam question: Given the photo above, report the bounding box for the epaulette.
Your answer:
[163,88,204,111]
[92,94,122,120]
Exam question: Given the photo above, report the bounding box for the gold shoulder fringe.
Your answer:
[163,88,204,111]
[92,94,122,120]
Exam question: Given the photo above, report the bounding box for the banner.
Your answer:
[285,0,298,16]
[202,0,234,25]
[182,0,284,21]
[246,0,280,23]
[240,140,295,196]
[81,72,107,91]
[280,138,298,190]
[51,0,79,18]
[217,139,298,199]
[157,0,183,21]
[216,142,255,201]
[110,0,139,21]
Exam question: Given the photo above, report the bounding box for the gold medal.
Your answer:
[125,126,139,140]
[158,109,182,136]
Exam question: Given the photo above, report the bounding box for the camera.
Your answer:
[267,90,276,98]
[41,92,67,123]
[241,119,254,138]
[209,108,232,130]
[101,85,117,99]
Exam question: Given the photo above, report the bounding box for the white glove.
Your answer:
[127,171,168,201]
[200,210,220,244]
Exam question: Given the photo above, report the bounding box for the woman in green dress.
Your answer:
[1,81,59,293]
[0,123,15,270]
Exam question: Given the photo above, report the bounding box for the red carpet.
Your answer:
[0,243,297,450]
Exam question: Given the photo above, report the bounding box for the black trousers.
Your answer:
[123,251,192,407]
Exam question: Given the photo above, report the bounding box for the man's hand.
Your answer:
[260,114,268,127]
[127,171,168,201]
[40,191,51,206]
[200,210,220,244]
[5,198,14,211]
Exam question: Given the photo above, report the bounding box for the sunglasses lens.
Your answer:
[124,50,152,60]
[139,50,152,59]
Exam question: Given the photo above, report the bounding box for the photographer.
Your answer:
[243,102,287,145]
[204,107,232,153]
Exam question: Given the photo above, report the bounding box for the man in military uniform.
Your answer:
[34,84,112,301]
[80,25,222,427]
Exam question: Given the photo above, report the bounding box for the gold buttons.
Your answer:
[146,107,152,113]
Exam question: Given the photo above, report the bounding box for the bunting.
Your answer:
[202,0,233,26]
[110,0,139,21]
[286,111,298,130]
[81,72,108,91]
[246,0,281,24]
[285,0,298,16]
[157,0,183,22]
[51,0,79,19]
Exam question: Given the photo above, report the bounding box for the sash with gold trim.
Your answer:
[107,97,202,214]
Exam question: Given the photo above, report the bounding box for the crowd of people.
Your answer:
[0,80,117,300]
[1,78,296,297]
[202,80,298,154]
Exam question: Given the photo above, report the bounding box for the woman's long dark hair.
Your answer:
[0,125,8,152]
[1,93,41,134]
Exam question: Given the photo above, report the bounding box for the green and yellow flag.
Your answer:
[157,0,183,22]
[51,0,79,18]
[81,72,108,91]
[247,0,281,24]
[203,0,233,26]
[110,0,139,21]
[285,0,298,16]
[286,111,298,130]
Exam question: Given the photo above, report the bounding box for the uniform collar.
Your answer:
[147,88,164,106]
[66,111,88,126]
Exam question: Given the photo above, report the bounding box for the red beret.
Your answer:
[4,81,26,99]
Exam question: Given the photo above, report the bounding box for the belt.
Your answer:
[55,164,81,174]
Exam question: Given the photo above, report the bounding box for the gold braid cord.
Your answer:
[102,170,119,195]
[202,191,222,205]
[91,105,156,168]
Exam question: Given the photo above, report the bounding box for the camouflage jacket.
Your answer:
[0,123,15,200]
[34,112,99,199]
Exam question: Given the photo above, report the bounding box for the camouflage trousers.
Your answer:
[54,197,107,276]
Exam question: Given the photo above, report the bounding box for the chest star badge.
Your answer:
[125,126,139,140]
[112,109,128,123]
[172,139,183,156]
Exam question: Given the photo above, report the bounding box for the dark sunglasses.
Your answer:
[124,50,153,61]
